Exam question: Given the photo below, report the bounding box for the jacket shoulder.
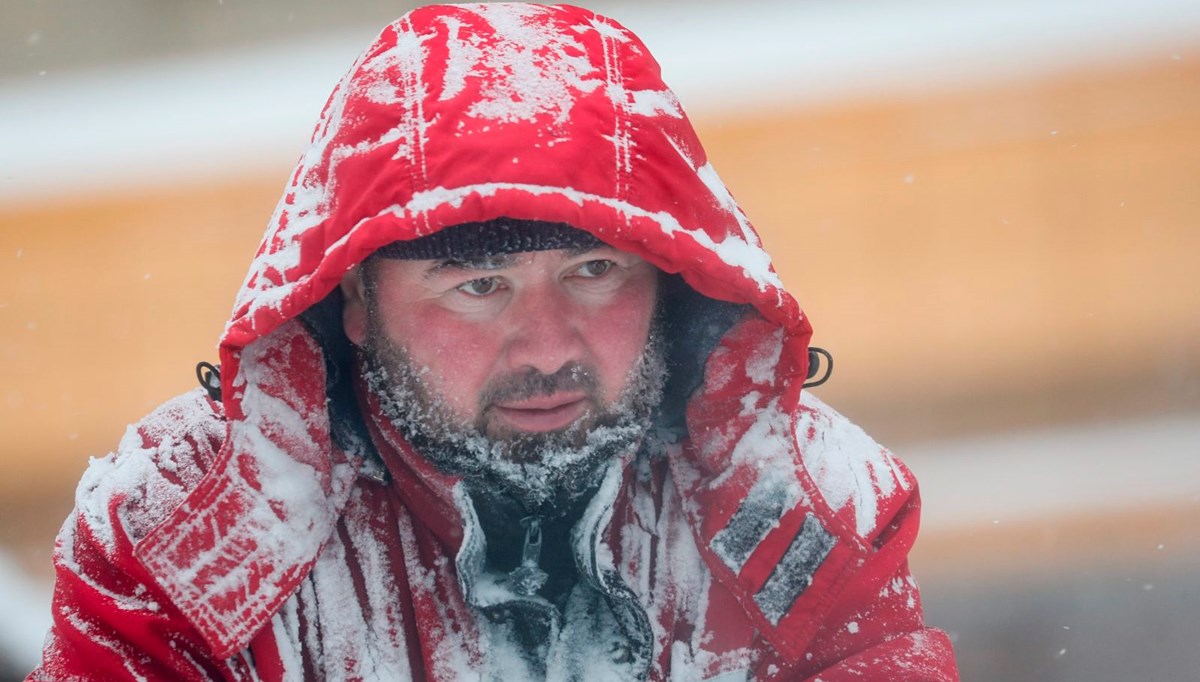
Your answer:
[35,389,249,681]
[794,392,916,540]
[72,388,226,551]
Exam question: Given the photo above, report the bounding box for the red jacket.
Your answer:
[31,4,958,680]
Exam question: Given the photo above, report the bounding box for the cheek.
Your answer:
[585,280,658,400]
[381,306,499,416]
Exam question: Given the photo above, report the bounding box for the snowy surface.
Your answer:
[3,0,1200,205]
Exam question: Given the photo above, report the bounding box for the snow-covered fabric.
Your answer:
[31,4,958,680]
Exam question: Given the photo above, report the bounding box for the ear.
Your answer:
[341,266,368,346]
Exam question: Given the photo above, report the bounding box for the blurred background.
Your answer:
[2,0,1198,679]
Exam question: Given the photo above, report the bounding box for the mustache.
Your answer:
[479,363,600,408]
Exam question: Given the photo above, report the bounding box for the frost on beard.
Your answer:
[361,327,666,513]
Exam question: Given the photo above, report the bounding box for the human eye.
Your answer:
[573,259,616,279]
[456,276,503,297]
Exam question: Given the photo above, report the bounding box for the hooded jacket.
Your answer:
[31,4,958,680]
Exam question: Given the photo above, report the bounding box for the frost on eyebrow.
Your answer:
[564,243,607,258]
[424,253,519,276]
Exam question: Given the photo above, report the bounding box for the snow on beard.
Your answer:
[360,311,667,513]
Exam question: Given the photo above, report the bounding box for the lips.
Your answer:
[490,393,590,432]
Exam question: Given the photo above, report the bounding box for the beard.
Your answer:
[360,316,667,514]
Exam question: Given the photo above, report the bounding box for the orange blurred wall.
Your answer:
[2,54,1199,558]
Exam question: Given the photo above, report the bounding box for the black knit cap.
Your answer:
[374,217,603,260]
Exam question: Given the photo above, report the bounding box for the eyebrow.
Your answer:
[423,253,519,278]
[421,245,613,279]
[565,243,606,257]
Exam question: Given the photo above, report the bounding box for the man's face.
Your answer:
[341,243,663,508]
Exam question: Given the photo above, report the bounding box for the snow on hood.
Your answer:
[217,2,811,406]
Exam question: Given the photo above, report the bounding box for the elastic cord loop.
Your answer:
[196,361,222,401]
[803,347,833,389]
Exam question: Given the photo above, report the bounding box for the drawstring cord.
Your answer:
[194,341,825,597]
[198,349,826,399]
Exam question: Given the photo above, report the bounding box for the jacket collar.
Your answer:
[134,320,364,659]
[359,370,637,607]
[362,375,655,675]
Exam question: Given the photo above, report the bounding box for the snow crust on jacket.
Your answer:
[31,4,958,680]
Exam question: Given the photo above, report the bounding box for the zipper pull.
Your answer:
[507,515,548,596]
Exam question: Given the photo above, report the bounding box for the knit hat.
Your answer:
[374,217,603,260]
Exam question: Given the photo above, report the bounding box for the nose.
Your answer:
[501,282,587,375]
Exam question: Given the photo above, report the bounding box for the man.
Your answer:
[31,4,958,680]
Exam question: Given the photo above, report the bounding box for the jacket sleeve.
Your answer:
[760,496,959,681]
[27,391,255,681]
[678,315,959,680]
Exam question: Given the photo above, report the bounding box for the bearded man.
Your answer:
[31,4,958,680]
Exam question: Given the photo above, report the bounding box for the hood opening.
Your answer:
[656,274,750,441]
[294,238,750,458]
[297,288,377,466]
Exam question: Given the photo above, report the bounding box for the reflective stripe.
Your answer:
[710,474,800,573]
[753,513,836,625]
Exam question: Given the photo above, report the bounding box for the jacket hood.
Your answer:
[219,2,811,403]
[136,3,818,658]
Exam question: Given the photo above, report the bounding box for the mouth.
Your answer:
[489,394,591,433]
